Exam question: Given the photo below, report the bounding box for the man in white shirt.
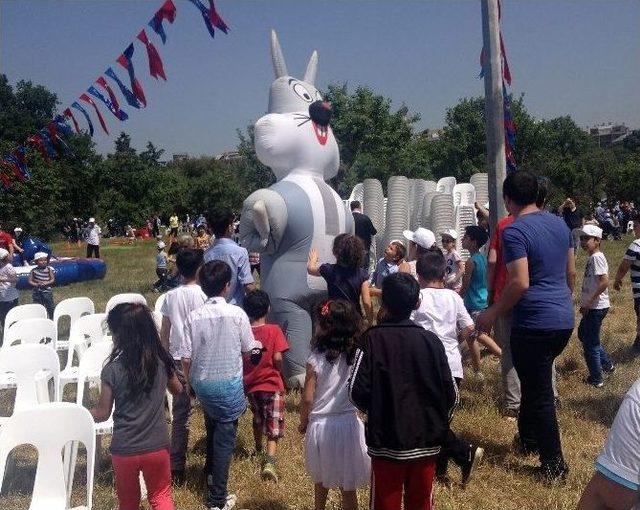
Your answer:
[181,260,261,510]
[84,217,101,258]
[159,249,206,485]
[577,378,640,510]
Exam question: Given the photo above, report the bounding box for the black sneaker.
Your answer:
[602,364,615,375]
[535,461,569,482]
[584,377,604,388]
[461,446,484,486]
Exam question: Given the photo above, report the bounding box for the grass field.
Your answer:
[1,236,639,510]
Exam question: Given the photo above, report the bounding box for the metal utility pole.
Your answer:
[481,0,507,231]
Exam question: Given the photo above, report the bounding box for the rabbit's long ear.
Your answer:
[303,51,318,86]
[270,29,288,78]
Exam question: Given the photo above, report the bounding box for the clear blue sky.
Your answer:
[2,0,639,159]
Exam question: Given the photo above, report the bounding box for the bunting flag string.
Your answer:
[188,0,228,38]
[80,93,110,135]
[149,0,177,44]
[105,67,141,109]
[71,101,95,136]
[88,85,129,121]
[117,44,147,107]
[0,0,230,189]
[137,30,167,81]
[63,108,81,134]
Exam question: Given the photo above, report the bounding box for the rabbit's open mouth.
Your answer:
[312,121,329,146]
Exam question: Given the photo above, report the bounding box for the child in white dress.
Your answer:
[299,299,370,510]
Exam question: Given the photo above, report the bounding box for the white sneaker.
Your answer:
[209,494,237,510]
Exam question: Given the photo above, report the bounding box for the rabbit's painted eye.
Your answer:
[292,83,313,102]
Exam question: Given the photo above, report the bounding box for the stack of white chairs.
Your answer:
[436,176,457,195]
[348,182,364,205]
[105,293,147,313]
[385,176,410,246]
[3,303,47,337]
[421,191,442,231]
[0,403,95,510]
[453,183,477,208]
[470,173,489,206]
[455,205,478,259]
[430,194,455,247]
[53,297,95,352]
[0,344,61,427]
[60,313,108,395]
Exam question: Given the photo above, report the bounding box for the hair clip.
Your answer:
[320,300,331,317]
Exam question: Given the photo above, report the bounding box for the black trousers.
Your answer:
[436,377,471,474]
[86,244,100,258]
[511,327,572,468]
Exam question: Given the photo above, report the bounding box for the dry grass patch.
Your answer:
[1,237,638,509]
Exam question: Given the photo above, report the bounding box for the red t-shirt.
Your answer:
[243,323,289,393]
[0,231,13,250]
[489,215,515,303]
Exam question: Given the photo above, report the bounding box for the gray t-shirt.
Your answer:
[101,356,171,455]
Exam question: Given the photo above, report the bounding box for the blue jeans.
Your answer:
[204,415,238,508]
[32,289,54,319]
[578,308,612,383]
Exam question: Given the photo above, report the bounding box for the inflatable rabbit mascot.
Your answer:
[239,30,353,388]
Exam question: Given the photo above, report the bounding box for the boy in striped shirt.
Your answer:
[28,252,55,318]
[614,213,640,352]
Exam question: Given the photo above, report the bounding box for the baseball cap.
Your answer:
[34,252,48,260]
[580,224,603,239]
[441,228,458,241]
[157,241,166,249]
[13,227,22,233]
[403,228,436,250]
[89,217,95,223]
[0,248,9,260]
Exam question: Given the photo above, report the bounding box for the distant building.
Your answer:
[419,129,443,142]
[172,153,189,162]
[587,123,630,148]
[214,150,242,163]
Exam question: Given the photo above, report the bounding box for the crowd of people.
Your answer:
[74,171,639,510]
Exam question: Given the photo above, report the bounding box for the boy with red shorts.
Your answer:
[242,290,289,482]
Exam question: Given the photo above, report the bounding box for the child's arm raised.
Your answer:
[298,363,316,434]
[306,248,321,276]
[91,383,114,423]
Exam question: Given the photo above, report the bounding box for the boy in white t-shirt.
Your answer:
[410,250,484,485]
[441,229,463,293]
[578,225,614,388]
[159,248,206,484]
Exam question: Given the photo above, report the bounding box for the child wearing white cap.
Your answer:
[441,229,463,293]
[28,252,55,319]
[578,224,614,388]
[84,218,101,258]
[153,241,168,292]
[0,248,18,335]
[403,227,438,280]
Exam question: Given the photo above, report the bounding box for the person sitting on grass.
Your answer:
[350,272,458,510]
[578,225,614,388]
[159,248,206,486]
[460,225,502,377]
[410,251,485,486]
[307,234,372,322]
[28,252,55,319]
[300,299,370,510]
[368,240,410,297]
[242,289,289,483]
[91,303,183,510]
[181,260,262,510]
[613,211,640,353]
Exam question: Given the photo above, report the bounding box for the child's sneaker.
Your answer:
[602,363,615,375]
[209,494,237,510]
[261,462,278,482]
[584,377,604,388]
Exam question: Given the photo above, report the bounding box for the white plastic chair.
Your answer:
[60,314,108,395]
[53,297,95,352]
[3,303,47,336]
[2,318,58,350]
[436,176,457,195]
[453,183,477,207]
[0,344,60,427]
[0,403,95,510]
[105,293,147,313]
[154,293,167,313]
[75,342,114,436]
